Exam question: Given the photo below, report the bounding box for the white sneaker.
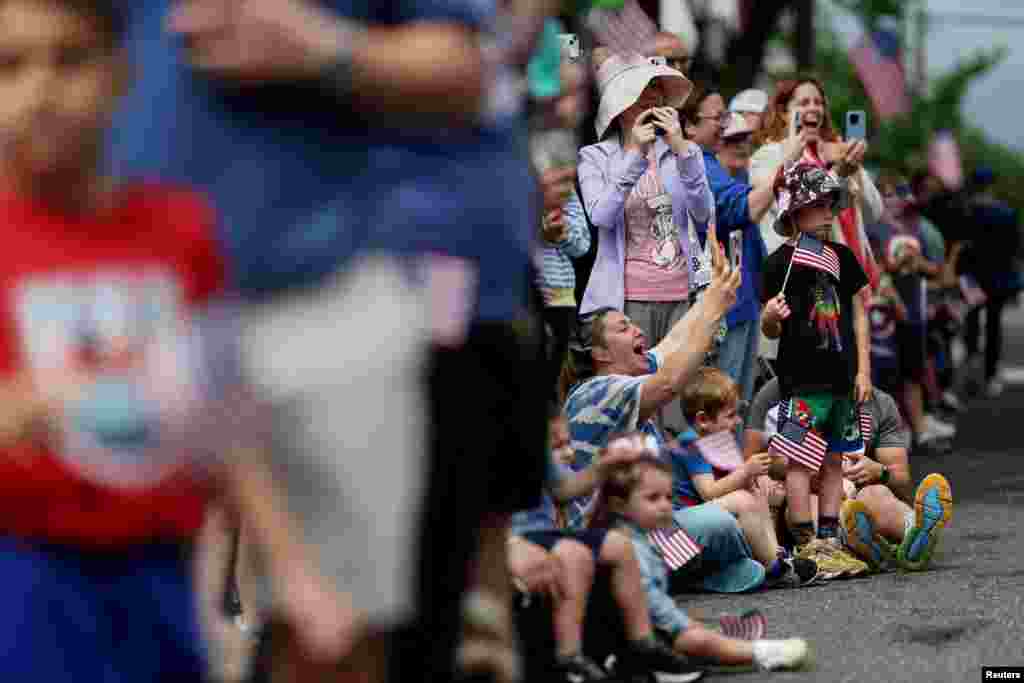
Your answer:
[752,639,811,671]
[922,414,956,438]
[985,379,1005,397]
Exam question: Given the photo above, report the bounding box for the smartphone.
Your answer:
[729,230,743,270]
[845,110,867,141]
[648,55,667,67]
[793,110,802,135]
[557,33,581,63]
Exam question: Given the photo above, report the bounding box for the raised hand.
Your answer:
[702,228,741,316]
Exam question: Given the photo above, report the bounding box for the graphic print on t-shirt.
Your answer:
[810,272,842,351]
[626,155,684,270]
[13,268,205,490]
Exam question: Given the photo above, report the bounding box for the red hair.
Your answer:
[754,77,840,147]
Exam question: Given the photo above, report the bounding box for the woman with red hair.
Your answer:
[750,77,884,365]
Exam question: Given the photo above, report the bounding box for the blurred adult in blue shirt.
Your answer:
[106,3,545,682]
[681,89,801,404]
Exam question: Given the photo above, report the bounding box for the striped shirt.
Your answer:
[536,193,591,308]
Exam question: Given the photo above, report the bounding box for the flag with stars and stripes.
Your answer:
[585,0,657,57]
[719,610,768,640]
[771,399,827,473]
[792,233,841,282]
[694,430,744,472]
[649,523,702,571]
[859,406,873,448]
[848,28,910,120]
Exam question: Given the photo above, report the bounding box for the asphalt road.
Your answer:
[681,305,1024,682]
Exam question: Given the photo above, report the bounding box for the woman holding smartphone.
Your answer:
[750,77,884,365]
[576,52,710,434]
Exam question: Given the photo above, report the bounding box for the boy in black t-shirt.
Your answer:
[759,163,872,578]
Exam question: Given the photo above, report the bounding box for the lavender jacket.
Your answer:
[577,137,714,315]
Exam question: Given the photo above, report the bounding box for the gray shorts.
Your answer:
[240,255,428,626]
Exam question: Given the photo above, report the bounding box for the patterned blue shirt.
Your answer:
[564,351,666,526]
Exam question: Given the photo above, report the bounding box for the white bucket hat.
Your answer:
[595,53,693,140]
[728,88,768,114]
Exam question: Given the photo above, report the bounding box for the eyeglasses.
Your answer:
[695,112,730,126]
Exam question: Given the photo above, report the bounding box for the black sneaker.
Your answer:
[617,639,704,683]
[552,653,610,682]
[765,556,821,588]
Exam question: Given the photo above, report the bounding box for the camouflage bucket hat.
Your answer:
[773,162,842,236]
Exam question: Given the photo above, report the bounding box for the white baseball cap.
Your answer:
[728,88,768,114]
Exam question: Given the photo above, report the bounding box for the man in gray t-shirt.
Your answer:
[745,378,954,573]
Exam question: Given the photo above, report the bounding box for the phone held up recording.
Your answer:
[845,110,867,142]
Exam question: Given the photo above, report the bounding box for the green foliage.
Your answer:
[810,3,1023,213]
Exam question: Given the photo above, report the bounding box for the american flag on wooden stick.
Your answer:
[719,610,768,640]
[771,399,827,473]
[649,522,702,570]
[792,233,841,282]
[694,430,744,472]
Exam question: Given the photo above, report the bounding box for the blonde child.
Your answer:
[678,368,818,587]
[595,457,811,672]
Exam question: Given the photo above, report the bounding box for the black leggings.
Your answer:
[965,295,1009,381]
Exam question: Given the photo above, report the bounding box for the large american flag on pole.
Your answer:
[771,399,828,473]
[928,129,964,192]
[649,523,702,570]
[792,233,841,282]
[849,28,910,120]
[586,0,658,57]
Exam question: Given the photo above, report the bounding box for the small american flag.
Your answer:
[928,130,964,192]
[585,0,657,57]
[848,28,910,120]
[771,400,827,473]
[859,406,873,446]
[792,233,841,282]
[649,522,702,571]
[694,430,744,472]
[959,274,988,308]
[719,610,767,640]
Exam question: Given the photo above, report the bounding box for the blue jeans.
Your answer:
[672,503,764,593]
[718,317,760,405]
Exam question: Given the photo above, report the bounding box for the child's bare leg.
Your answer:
[674,622,753,665]
[817,454,844,535]
[597,530,653,642]
[550,540,595,657]
[856,484,913,543]
[713,491,780,567]
[784,462,815,545]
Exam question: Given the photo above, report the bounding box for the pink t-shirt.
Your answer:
[623,152,688,302]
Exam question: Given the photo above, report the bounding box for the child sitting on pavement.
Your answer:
[508,417,699,682]
[593,456,811,673]
[674,367,819,587]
